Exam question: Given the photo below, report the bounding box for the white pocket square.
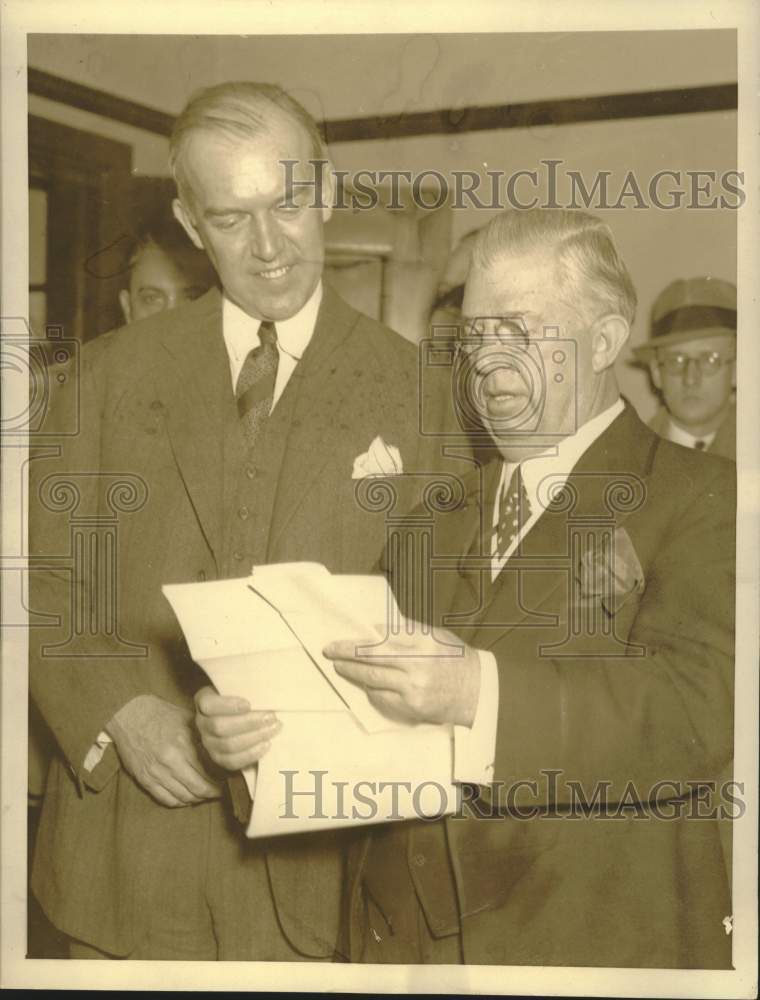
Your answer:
[351,436,403,479]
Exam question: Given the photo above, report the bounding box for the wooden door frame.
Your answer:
[28,115,133,340]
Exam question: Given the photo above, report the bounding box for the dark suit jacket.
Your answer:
[649,401,736,461]
[28,285,450,957]
[346,402,735,967]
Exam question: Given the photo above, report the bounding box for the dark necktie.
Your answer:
[236,321,279,448]
[694,439,707,451]
[494,464,531,562]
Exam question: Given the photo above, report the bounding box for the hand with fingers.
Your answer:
[105,693,222,808]
[194,686,282,771]
[324,624,481,728]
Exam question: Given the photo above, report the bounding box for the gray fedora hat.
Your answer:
[633,276,736,361]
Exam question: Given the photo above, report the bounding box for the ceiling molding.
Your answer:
[28,68,737,144]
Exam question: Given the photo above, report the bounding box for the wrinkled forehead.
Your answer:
[462,248,561,318]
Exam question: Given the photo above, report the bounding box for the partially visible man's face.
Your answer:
[174,116,331,321]
[461,248,600,461]
[651,332,735,433]
[119,243,213,323]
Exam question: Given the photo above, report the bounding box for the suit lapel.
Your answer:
[453,403,660,649]
[267,286,364,552]
[438,457,500,618]
[152,288,231,568]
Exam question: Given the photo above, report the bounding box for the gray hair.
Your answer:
[170,82,327,204]
[472,208,637,326]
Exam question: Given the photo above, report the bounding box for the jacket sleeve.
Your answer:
[28,342,152,788]
[488,465,735,804]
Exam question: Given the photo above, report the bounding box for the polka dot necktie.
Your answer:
[236,321,279,448]
[494,464,532,561]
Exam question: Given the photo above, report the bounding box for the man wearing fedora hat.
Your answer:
[635,276,736,460]
[635,275,736,886]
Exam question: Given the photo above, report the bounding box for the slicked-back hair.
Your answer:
[124,218,204,268]
[472,208,637,327]
[169,82,327,204]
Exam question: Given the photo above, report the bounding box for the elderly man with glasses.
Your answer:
[202,209,736,969]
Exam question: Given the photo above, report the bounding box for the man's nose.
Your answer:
[248,215,282,261]
[683,357,702,386]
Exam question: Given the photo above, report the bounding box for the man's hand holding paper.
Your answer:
[325,627,481,727]
[195,688,283,771]
[166,564,498,837]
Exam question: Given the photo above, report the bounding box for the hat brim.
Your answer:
[632,324,736,361]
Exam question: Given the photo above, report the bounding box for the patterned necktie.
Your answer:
[236,321,279,448]
[694,439,707,451]
[494,464,532,562]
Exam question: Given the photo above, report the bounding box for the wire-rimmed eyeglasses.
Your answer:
[657,350,735,377]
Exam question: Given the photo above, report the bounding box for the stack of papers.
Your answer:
[163,563,461,837]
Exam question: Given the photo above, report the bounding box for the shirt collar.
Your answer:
[665,418,716,450]
[222,281,323,382]
[508,397,625,507]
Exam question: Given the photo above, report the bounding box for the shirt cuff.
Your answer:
[83,731,113,772]
[452,650,498,784]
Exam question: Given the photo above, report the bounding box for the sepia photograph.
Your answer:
[1,1,757,994]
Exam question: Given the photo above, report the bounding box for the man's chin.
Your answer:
[238,286,311,322]
[484,419,574,460]
[670,403,724,428]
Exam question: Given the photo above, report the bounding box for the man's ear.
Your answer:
[118,289,132,325]
[591,314,630,373]
[173,197,205,251]
[649,359,663,390]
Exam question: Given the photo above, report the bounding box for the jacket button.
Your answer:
[412,853,426,867]
[245,466,257,480]
[197,569,206,581]
[238,506,249,520]
[233,550,244,562]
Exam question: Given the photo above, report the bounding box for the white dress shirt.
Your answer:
[454,398,626,786]
[223,282,322,404]
[491,398,626,579]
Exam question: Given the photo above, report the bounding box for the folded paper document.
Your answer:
[163,563,462,837]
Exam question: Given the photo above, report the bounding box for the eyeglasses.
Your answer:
[458,315,548,353]
[657,350,735,377]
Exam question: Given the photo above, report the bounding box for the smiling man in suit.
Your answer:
[309,210,733,967]
[29,82,446,961]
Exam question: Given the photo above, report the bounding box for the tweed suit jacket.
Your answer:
[28,284,451,957]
